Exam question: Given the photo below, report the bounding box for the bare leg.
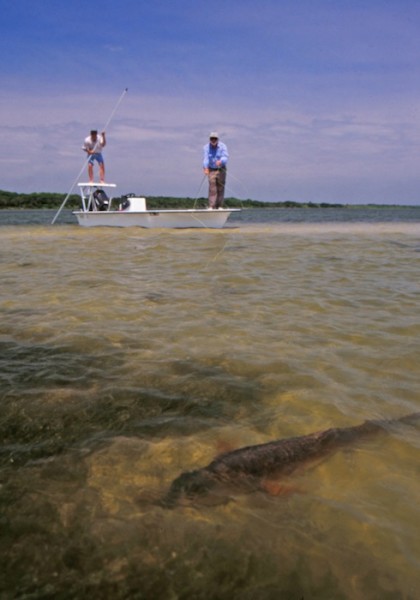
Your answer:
[88,163,94,183]
[99,163,105,183]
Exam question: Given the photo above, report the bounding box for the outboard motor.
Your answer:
[92,189,109,211]
[120,198,131,211]
[119,193,135,211]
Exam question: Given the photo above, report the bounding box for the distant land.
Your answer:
[0,190,416,210]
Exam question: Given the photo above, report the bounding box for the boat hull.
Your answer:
[73,209,239,229]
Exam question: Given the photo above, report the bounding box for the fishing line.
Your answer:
[51,87,128,224]
[204,169,249,208]
[192,174,207,209]
[202,236,230,269]
[226,170,251,200]
[198,170,241,267]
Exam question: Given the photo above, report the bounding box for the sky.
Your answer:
[1,0,420,204]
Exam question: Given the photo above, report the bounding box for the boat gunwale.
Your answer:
[72,208,241,215]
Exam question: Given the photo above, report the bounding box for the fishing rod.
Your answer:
[51,87,128,225]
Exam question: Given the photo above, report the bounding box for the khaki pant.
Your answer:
[208,168,227,208]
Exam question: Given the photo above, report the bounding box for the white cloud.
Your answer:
[1,89,420,203]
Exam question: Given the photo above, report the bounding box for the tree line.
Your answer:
[0,189,344,210]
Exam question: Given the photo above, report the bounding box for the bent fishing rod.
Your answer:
[51,87,128,225]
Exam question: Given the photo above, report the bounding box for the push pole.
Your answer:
[51,88,128,224]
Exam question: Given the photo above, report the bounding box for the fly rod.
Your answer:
[51,87,128,224]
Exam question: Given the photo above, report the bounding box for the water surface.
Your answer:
[1,209,420,599]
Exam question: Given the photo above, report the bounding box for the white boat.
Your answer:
[72,183,240,229]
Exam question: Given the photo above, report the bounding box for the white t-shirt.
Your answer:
[83,134,105,153]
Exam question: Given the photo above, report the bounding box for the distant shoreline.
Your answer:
[0,189,418,210]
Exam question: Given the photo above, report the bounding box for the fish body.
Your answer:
[161,412,420,508]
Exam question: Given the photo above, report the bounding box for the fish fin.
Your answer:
[260,479,304,497]
[215,440,236,457]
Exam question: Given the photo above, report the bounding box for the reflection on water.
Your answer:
[1,215,420,599]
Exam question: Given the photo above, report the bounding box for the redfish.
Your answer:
[161,412,420,508]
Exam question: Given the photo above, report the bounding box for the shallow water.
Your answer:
[1,209,420,599]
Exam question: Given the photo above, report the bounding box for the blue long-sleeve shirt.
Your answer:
[203,141,229,169]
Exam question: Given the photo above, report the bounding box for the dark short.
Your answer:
[88,153,104,165]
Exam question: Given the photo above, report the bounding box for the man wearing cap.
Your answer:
[203,132,229,209]
[83,130,107,183]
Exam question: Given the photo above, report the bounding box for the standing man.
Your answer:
[203,132,229,209]
[83,130,106,183]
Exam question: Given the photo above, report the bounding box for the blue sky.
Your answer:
[1,0,420,204]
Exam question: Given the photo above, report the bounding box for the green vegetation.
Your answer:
[0,190,80,209]
[0,189,345,210]
[145,196,343,209]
